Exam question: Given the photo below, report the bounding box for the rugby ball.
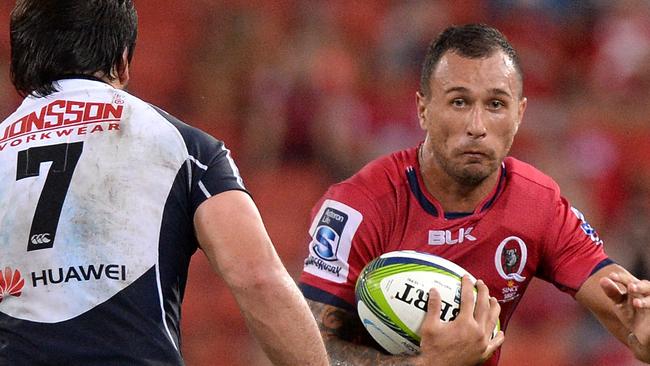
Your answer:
[355,250,498,355]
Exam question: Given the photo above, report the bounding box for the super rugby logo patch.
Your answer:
[312,208,348,261]
[304,200,362,283]
[571,207,603,245]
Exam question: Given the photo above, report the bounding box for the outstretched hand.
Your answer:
[414,276,503,366]
[600,271,650,362]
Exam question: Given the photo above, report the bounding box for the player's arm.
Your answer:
[306,298,419,365]
[194,190,328,366]
[306,277,503,366]
[576,263,650,363]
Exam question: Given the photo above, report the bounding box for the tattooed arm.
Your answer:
[307,277,504,366]
[307,299,419,366]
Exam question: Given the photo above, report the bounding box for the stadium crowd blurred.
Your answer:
[2,1,650,365]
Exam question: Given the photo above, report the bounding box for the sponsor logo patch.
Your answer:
[304,200,362,283]
[312,208,348,261]
[0,99,122,151]
[30,264,127,288]
[0,267,25,302]
[571,207,603,245]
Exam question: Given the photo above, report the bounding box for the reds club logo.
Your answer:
[494,237,528,303]
[494,236,527,282]
[0,267,25,302]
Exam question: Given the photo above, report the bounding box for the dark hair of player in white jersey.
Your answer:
[419,23,524,98]
[9,0,138,98]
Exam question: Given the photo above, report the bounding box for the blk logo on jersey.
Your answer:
[0,267,25,302]
[428,227,476,245]
[312,208,348,261]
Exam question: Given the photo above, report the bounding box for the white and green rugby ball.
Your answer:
[355,250,499,355]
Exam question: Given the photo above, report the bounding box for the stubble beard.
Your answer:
[434,150,499,187]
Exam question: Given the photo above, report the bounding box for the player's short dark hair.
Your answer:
[419,24,523,98]
[10,0,138,97]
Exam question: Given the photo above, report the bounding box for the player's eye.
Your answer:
[451,98,466,108]
[489,100,505,110]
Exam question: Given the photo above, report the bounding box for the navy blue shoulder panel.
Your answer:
[149,105,247,213]
[299,283,355,312]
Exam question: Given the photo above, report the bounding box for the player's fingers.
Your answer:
[608,270,639,286]
[629,280,650,309]
[629,282,650,309]
[422,287,442,330]
[600,276,627,304]
[481,330,505,362]
[458,275,476,320]
[490,330,505,348]
[632,297,650,309]
[629,280,650,296]
[485,296,501,336]
[473,279,490,324]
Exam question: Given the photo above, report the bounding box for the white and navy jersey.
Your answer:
[0,78,246,365]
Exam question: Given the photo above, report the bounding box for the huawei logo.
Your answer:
[0,267,25,302]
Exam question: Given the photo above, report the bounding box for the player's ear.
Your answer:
[416,91,428,130]
[515,96,527,131]
[116,48,131,87]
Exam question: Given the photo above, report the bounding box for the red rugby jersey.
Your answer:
[300,145,610,365]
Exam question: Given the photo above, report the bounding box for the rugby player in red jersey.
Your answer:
[300,24,650,366]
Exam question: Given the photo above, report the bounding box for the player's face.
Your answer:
[417,51,527,186]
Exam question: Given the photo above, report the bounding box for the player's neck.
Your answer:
[418,146,500,214]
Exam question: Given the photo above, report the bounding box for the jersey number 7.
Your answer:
[16,142,84,251]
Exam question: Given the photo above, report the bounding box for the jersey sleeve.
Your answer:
[150,105,247,216]
[537,195,611,296]
[185,136,247,214]
[299,182,387,309]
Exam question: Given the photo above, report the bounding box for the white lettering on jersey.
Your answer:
[304,200,362,284]
[428,227,476,245]
[0,80,188,323]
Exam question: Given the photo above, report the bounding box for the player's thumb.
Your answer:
[600,277,626,304]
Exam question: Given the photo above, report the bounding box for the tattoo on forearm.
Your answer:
[307,300,419,366]
[321,304,369,343]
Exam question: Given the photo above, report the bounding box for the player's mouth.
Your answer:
[460,150,489,161]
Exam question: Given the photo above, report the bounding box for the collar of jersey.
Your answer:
[25,77,115,102]
[407,149,507,219]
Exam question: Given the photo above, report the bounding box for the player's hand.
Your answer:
[414,276,504,366]
[600,272,650,362]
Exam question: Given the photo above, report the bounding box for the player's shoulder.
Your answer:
[148,104,221,148]
[504,156,561,198]
[121,92,227,159]
[334,147,416,198]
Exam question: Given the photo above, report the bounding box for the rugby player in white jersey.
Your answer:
[0,1,328,365]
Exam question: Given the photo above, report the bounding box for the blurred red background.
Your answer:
[2,1,650,365]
